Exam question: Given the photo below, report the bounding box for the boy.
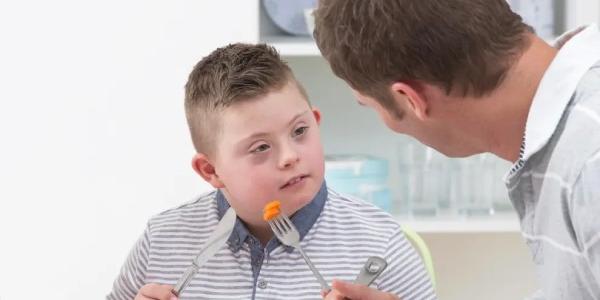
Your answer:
[107,43,436,300]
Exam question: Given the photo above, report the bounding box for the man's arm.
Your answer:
[571,151,600,286]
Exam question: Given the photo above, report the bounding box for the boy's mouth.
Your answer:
[280,175,309,189]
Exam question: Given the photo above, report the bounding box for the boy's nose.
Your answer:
[278,146,300,169]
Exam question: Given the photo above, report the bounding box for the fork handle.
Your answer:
[297,247,331,292]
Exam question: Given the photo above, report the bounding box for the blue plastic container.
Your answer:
[324,155,392,212]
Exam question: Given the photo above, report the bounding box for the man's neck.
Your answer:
[479,35,558,162]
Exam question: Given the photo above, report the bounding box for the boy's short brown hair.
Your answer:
[184,43,308,156]
[313,0,533,111]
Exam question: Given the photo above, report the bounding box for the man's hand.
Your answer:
[134,283,177,300]
[321,280,400,300]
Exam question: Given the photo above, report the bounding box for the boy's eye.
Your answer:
[293,126,309,137]
[251,144,270,153]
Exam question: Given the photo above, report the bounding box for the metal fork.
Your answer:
[268,214,331,292]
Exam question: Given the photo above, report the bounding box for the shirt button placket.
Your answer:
[257,279,268,289]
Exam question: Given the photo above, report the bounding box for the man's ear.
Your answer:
[312,107,322,125]
[390,81,428,120]
[191,153,225,189]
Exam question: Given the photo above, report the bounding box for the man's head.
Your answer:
[185,43,325,227]
[314,0,534,156]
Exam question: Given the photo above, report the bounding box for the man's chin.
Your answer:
[431,144,482,158]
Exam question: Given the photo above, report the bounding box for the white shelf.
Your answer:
[262,35,320,56]
[265,34,564,57]
[394,213,521,233]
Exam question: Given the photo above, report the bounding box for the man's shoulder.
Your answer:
[573,60,600,105]
[562,63,600,148]
[540,66,600,174]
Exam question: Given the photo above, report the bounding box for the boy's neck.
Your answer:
[245,223,274,247]
[217,190,276,247]
[216,182,328,249]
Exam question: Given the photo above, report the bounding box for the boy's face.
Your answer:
[197,82,325,227]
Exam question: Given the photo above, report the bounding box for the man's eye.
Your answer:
[251,144,270,153]
[293,126,308,137]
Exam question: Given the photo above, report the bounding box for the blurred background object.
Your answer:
[325,154,392,212]
[262,0,317,36]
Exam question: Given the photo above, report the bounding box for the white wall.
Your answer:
[423,233,538,300]
[565,0,600,29]
[0,1,257,298]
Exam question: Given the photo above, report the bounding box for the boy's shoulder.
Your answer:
[147,190,219,230]
[321,188,402,234]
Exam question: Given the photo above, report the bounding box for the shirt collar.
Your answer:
[521,24,600,162]
[216,181,328,253]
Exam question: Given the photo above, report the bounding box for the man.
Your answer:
[313,0,600,299]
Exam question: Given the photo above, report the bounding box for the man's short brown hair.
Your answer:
[184,43,308,155]
[314,0,533,111]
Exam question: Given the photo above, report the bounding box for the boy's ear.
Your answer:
[312,107,322,125]
[390,81,428,121]
[191,153,225,189]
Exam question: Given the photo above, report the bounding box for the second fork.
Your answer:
[269,214,331,292]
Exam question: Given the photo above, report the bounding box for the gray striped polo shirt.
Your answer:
[506,24,600,299]
[107,183,436,299]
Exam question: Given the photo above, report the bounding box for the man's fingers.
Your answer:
[331,280,370,300]
[138,283,177,300]
[322,288,346,300]
[331,280,399,300]
[321,289,328,298]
